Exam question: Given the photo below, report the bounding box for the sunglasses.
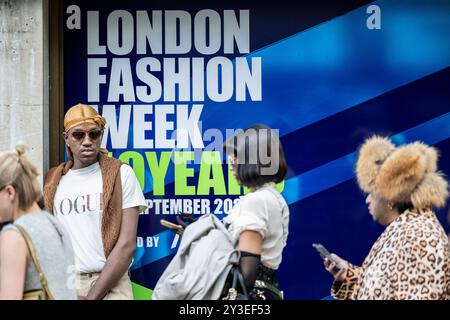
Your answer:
[70,129,103,141]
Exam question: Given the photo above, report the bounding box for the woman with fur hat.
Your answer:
[323,136,450,300]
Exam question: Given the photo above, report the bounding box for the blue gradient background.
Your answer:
[63,0,450,299]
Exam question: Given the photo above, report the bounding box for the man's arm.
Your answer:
[85,207,139,300]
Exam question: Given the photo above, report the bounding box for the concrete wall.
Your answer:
[0,0,48,184]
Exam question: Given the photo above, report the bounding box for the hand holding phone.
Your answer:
[312,243,343,270]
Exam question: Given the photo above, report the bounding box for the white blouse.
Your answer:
[223,182,290,270]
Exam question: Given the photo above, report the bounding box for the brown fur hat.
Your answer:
[355,136,396,193]
[356,136,449,209]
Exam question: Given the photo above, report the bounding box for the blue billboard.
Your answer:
[62,0,450,299]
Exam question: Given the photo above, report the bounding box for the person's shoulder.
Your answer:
[404,211,440,234]
[0,224,25,247]
[120,163,136,177]
[239,189,269,208]
[39,210,59,223]
[254,185,285,205]
[0,223,19,235]
[47,165,60,175]
[44,163,65,183]
[119,163,141,187]
[240,190,262,201]
[101,153,122,166]
[48,161,67,170]
[400,212,447,248]
[0,225,28,262]
[99,153,122,174]
[13,211,49,229]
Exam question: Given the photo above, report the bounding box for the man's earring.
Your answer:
[388,203,393,210]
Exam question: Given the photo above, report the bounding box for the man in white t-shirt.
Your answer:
[43,104,147,300]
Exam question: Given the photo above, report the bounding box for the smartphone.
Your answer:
[312,243,343,270]
[160,219,184,231]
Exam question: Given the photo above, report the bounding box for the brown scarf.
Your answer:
[43,152,123,258]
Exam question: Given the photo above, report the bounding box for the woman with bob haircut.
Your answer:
[0,145,76,300]
[222,124,289,300]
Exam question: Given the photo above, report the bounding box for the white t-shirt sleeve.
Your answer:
[230,192,269,239]
[120,164,148,213]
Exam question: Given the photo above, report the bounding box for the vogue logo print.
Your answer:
[55,193,104,215]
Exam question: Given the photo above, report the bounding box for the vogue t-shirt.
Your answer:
[53,162,147,273]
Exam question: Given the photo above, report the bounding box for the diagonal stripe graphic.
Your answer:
[200,0,450,136]
[129,0,450,194]
[283,112,450,205]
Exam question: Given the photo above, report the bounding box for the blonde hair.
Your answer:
[0,144,42,211]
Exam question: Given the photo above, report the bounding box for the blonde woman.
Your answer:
[0,145,76,299]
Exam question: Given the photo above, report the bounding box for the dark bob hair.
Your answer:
[223,124,287,188]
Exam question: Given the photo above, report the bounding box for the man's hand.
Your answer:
[323,253,349,282]
[77,295,89,300]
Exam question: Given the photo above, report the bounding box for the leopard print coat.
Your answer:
[331,210,450,300]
